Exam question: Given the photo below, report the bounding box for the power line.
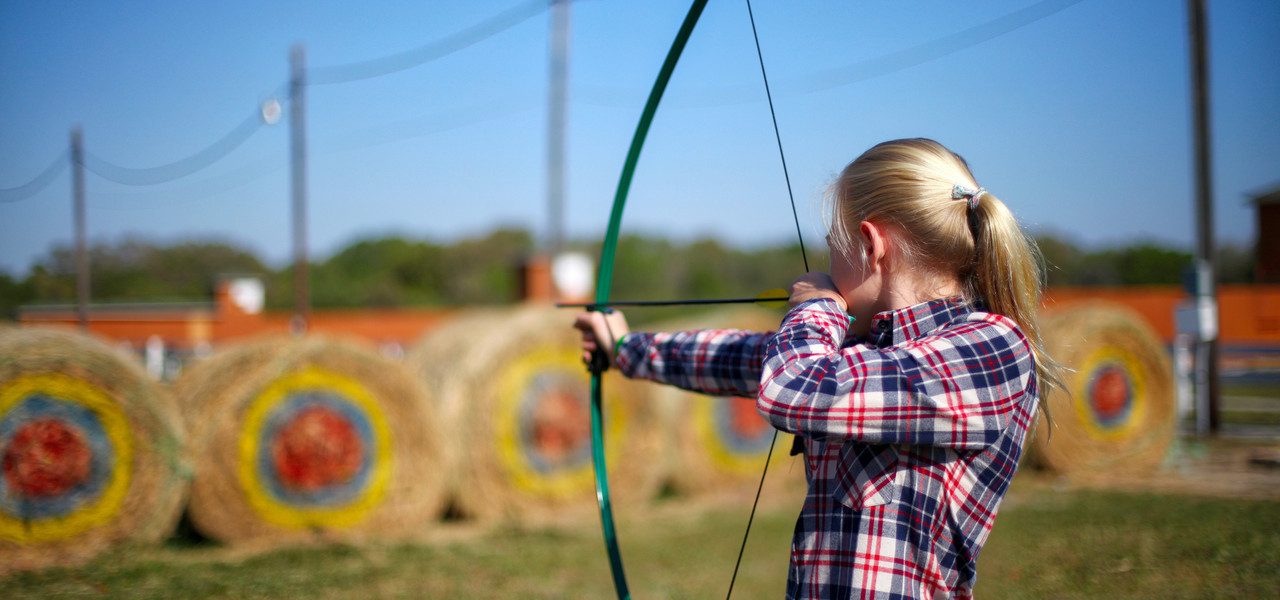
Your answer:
[793,0,1086,94]
[575,0,1086,108]
[0,151,69,203]
[307,0,549,86]
[82,108,270,186]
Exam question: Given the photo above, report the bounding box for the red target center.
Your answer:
[531,388,589,462]
[271,405,363,492]
[1090,367,1129,419]
[2,418,93,497]
[728,397,769,438]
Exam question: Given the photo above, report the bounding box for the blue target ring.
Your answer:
[710,396,774,454]
[254,391,376,508]
[0,394,116,521]
[517,371,592,475]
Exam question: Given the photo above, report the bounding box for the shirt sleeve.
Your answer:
[757,298,1037,450]
[615,328,770,398]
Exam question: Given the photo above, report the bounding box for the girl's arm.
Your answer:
[616,329,769,398]
[757,299,1037,450]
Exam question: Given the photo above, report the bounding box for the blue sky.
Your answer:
[1,0,1277,276]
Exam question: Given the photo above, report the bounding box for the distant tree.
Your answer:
[1216,242,1255,284]
[0,271,35,320]
[441,228,534,304]
[23,238,267,303]
[1032,235,1194,286]
[1113,243,1192,285]
[1033,234,1084,287]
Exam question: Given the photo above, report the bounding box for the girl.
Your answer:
[575,138,1062,600]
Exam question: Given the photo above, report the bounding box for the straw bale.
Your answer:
[174,334,445,544]
[406,304,661,524]
[1030,302,1176,477]
[645,307,805,497]
[0,327,189,573]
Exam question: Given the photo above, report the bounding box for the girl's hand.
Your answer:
[573,310,631,369]
[788,271,847,311]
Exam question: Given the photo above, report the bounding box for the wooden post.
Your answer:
[290,44,310,332]
[71,126,89,331]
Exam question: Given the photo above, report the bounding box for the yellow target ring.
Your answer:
[0,374,134,543]
[1072,346,1147,441]
[495,348,627,499]
[238,368,392,529]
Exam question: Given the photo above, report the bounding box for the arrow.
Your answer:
[557,288,790,310]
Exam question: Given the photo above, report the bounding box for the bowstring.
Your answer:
[726,1,809,598]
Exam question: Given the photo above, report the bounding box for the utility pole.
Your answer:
[547,0,570,263]
[290,44,310,332]
[70,126,88,331]
[1188,0,1220,434]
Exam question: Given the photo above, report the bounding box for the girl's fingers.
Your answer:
[571,310,631,369]
[788,272,846,310]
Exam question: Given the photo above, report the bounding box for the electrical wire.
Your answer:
[792,0,1085,94]
[307,0,548,86]
[82,109,268,186]
[575,0,1085,108]
[1,151,69,203]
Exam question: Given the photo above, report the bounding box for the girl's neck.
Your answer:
[880,269,962,312]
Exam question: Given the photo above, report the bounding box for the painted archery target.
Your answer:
[175,335,444,543]
[0,328,188,574]
[237,368,392,529]
[649,307,803,496]
[495,347,619,499]
[1031,302,1175,477]
[693,395,777,473]
[406,305,660,522]
[0,375,133,542]
[1074,347,1147,439]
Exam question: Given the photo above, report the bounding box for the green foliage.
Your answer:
[267,228,534,309]
[608,235,817,304]
[1035,235,1255,286]
[0,271,35,320]
[21,238,269,304]
[0,230,1260,313]
[1215,242,1256,284]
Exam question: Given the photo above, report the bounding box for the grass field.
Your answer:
[4,468,1278,600]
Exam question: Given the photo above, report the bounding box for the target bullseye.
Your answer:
[4,418,92,498]
[239,368,391,529]
[271,404,364,493]
[1074,347,1147,441]
[498,348,619,498]
[0,375,133,543]
[1031,303,1174,476]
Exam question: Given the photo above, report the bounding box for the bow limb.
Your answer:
[590,2,708,599]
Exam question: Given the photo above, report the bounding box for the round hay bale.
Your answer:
[173,334,445,544]
[0,327,188,573]
[406,304,661,523]
[1030,302,1176,477]
[646,307,803,496]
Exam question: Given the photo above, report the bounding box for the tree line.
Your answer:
[0,229,1256,320]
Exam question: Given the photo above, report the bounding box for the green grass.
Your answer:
[1222,410,1280,425]
[1222,384,1280,401]
[4,480,1278,599]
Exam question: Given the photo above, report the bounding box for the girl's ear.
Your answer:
[859,220,889,272]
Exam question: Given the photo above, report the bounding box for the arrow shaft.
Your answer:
[558,296,787,309]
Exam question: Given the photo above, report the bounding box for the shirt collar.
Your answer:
[867,296,974,347]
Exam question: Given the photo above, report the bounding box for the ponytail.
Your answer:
[966,191,1066,406]
[828,139,1065,416]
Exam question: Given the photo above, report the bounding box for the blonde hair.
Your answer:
[826,138,1064,407]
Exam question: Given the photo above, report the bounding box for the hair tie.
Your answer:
[952,184,986,210]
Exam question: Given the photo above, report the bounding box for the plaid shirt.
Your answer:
[616,297,1039,600]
